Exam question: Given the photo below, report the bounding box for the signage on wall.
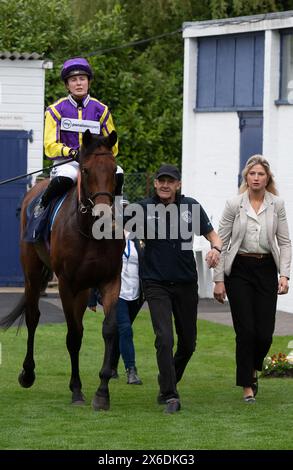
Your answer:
[0,113,24,130]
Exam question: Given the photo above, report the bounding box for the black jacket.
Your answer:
[137,194,213,283]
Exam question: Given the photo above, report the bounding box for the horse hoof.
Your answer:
[71,391,86,405]
[18,369,35,388]
[92,394,110,411]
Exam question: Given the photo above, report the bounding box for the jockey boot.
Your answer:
[34,176,74,217]
[115,168,124,196]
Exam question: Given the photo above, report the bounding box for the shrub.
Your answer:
[261,352,293,378]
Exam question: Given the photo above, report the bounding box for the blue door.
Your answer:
[238,111,263,186]
[0,130,29,286]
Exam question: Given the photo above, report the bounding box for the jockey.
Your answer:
[34,57,123,217]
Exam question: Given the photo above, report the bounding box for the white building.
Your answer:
[182,11,293,313]
[0,51,53,174]
[0,52,52,285]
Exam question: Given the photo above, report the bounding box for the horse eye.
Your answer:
[81,167,89,175]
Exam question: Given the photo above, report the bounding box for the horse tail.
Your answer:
[0,266,53,331]
[0,294,26,331]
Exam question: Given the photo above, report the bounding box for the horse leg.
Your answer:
[58,278,88,405]
[92,276,120,411]
[19,246,47,388]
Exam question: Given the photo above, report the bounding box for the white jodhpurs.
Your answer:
[116,165,123,175]
[50,161,124,183]
[50,161,80,182]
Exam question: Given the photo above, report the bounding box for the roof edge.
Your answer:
[183,9,293,30]
[0,51,45,60]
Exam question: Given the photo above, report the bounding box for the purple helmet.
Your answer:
[61,57,93,81]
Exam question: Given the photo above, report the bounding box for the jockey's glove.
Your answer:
[68,148,80,161]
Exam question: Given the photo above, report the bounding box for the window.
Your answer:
[196,33,264,111]
[280,32,293,103]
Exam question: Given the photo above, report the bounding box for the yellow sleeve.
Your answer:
[44,109,71,159]
[100,108,119,157]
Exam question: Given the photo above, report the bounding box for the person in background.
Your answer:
[34,56,123,216]
[135,164,222,413]
[88,199,144,385]
[213,155,291,403]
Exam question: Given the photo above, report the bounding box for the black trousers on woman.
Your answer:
[225,255,278,387]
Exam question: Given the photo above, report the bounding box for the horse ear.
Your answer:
[83,129,92,147]
[108,130,117,148]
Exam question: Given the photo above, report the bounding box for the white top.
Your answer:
[238,201,270,254]
[119,233,140,301]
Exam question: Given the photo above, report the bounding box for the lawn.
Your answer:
[0,309,292,451]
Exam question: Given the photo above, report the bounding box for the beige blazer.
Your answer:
[213,190,292,282]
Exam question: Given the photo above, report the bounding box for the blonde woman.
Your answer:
[213,155,291,403]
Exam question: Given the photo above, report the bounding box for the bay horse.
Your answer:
[0,130,124,411]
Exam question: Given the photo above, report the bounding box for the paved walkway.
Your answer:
[197,298,293,336]
[0,288,293,336]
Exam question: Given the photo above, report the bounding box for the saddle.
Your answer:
[23,192,67,244]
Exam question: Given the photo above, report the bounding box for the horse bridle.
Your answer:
[80,191,114,213]
[79,151,116,214]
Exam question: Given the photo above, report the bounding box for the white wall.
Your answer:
[0,59,50,176]
[262,30,293,312]
[183,23,293,313]
[182,38,239,298]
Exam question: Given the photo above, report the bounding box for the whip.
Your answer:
[0,158,75,186]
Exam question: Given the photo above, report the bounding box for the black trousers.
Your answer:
[143,280,198,400]
[225,255,278,387]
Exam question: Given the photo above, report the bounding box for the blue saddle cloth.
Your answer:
[23,192,67,243]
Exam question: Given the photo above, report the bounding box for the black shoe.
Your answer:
[126,366,142,385]
[158,391,180,405]
[165,398,181,414]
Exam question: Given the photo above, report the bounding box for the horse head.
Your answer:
[79,130,117,218]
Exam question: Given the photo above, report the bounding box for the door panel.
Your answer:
[0,131,28,285]
[238,112,263,186]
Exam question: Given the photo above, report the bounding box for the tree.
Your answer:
[208,0,290,18]
[1,0,292,173]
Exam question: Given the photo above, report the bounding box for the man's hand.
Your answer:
[205,247,220,269]
[214,281,226,304]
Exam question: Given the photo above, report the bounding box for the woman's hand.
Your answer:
[278,276,289,295]
[214,281,226,304]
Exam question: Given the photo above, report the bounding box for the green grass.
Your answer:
[0,310,292,450]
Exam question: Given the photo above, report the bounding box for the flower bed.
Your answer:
[261,352,293,378]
